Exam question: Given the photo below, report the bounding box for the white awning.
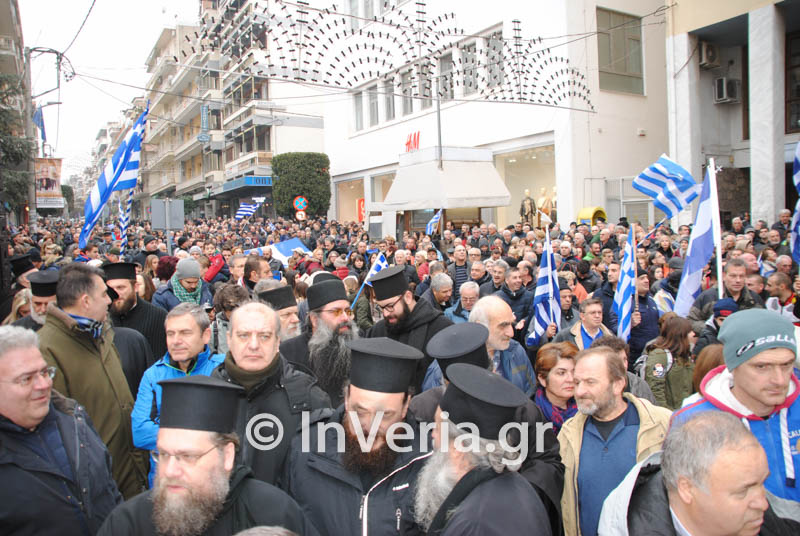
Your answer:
[371,147,511,212]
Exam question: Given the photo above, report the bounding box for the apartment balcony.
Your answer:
[174,132,203,162]
[176,173,205,196]
[224,150,272,180]
[149,143,177,169]
[173,90,202,125]
[223,100,285,138]
[0,35,22,75]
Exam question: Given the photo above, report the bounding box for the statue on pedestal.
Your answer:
[520,189,537,226]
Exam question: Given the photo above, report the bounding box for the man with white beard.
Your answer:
[414,363,551,535]
[97,375,313,536]
[11,270,58,330]
[258,285,301,340]
[280,279,358,406]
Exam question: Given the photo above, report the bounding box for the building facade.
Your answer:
[322,0,670,236]
[666,0,800,229]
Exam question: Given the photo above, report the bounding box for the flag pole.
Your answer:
[708,158,724,300]
[351,255,381,308]
[632,227,639,313]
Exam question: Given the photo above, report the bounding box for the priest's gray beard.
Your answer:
[308,318,359,396]
[30,308,46,326]
[413,449,462,531]
[151,463,230,536]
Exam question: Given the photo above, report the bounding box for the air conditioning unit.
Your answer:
[700,42,719,69]
[714,77,741,104]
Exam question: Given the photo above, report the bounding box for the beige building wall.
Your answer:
[668,0,778,36]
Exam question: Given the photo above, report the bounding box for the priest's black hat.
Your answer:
[9,254,35,278]
[307,279,347,311]
[439,363,528,439]
[27,270,59,297]
[258,285,297,311]
[309,271,338,285]
[102,262,137,281]
[158,375,244,433]
[426,323,490,381]
[348,337,423,393]
[368,265,408,301]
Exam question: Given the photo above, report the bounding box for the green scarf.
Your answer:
[170,274,202,304]
[223,352,280,392]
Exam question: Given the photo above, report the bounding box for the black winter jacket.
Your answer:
[366,298,452,393]
[213,357,331,486]
[283,406,431,536]
[0,391,122,535]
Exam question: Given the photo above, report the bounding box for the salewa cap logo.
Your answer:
[737,334,796,357]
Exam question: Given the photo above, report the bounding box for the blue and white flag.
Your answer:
[613,226,636,341]
[758,255,775,279]
[32,106,46,143]
[674,170,717,317]
[80,108,148,248]
[235,202,261,220]
[526,232,561,347]
[426,209,442,236]
[365,253,389,287]
[633,154,700,219]
[789,142,800,264]
[244,238,311,268]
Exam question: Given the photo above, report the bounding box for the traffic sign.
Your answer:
[293,196,308,211]
[295,210,306,221]
[197,133,210,143]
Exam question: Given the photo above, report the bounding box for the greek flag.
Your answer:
[365,253,389,287]
[613,226,636,341]
[674,170,717,316]
[526,232,561,347]
[80,108,148,248]
[426,209,442,236]
[235,202,260,220]
[790,142,800,264]
[633,154,700,219]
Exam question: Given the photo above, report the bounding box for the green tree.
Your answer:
[61,184,74,213]
[0,74,35,212]
[182,196,197,214]
[272,152,331,218]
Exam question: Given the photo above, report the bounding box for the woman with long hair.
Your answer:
[2,289,32,325]
[534,341,579,434]
[348,253,367,278]
[643,316,697,409]
[136,273,157,302]
[144,254,159,279]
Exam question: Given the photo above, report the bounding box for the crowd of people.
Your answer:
[0,208,799,535]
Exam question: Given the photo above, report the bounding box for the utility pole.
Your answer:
[24,47,37,228]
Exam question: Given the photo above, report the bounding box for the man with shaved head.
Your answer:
[212,301,330,485]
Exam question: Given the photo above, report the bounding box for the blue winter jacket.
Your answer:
[422,339,536,397]
[444,300,470,323]
[151,279,214,312]
[674,365,800,514]
[131,345,225,486]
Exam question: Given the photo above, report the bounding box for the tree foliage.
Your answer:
[61,184,74,213]
[0,74,35,211]
[272,152,331,218]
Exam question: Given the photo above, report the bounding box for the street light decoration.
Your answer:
[199,0,593,111]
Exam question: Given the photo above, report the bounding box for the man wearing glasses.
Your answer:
[98,375,313,535]
[0,325,122,534]
[366,266,452,393]
[281,279,359,406]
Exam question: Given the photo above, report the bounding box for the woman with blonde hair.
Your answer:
[2,289,32,325]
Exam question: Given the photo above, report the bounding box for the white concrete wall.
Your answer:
[321,0,668,228]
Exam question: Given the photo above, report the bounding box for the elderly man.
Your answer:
[420,273,453,312]
[393,249,420,286]
[444,281,479,323]
[674,309,800,521]
[98,376,313,535]
[552,297,613,351]
[599,411,800,535]
[11,270,58,331]
[446,244,471,301]
[132,303,226,487]
[214,302,330,484]
[469,259,490,286]
[687,258,764,335]
[0,326,122,535]
[559,346,671,536]
[479,259,508,298]
[366,266,452,393]
[105,262,168,360]
[776,254,794,276]
[411,323,565,534]
[37,263,147,499]
[424,296,536,395]
[152,258,213,312]
[284,338,429,534]
[414,363,552,535]
[259,285,301,340]
[280,279,358,405]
